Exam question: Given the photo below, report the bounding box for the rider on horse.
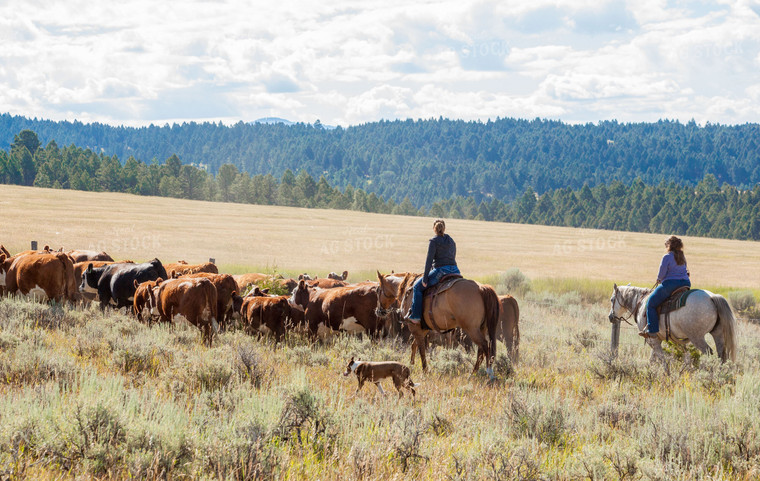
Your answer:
[405,219,460,324]
[640,235,691,338]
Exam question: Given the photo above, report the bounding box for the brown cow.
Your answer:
[239,295,302,342]
[68,250,115,263]
[232,273,272,292]
[164,260,219,276]
[2,252,77,302]
[133,278,164,322]
[179,272,238,329]
[149,277,218,345]
[498,295,520,363]
[300,282,388,338]
[327,270,349,281]
[309,278,348,289]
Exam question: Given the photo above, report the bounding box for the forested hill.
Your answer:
[1,113,759,206]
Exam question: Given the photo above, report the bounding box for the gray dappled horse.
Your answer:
[608,284,736,362]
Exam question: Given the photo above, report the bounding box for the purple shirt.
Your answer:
[657,252,689,282]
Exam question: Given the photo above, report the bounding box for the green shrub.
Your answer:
[494,268,530,296]
[727,290,756,312]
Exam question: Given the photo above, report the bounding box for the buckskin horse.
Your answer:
[375,271,500,379]
[608,283,736,363]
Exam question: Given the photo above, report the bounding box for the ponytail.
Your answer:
[433,219,446,236]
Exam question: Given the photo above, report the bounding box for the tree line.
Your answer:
[1,114,758,207]
[2,130,759,241]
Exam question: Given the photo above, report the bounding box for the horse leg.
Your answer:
[648,339,666,364]
[690,337,713,357]
[466,329,492,377]
[709,323,727,361]
[410,339,417,365]
[411,332,429,372]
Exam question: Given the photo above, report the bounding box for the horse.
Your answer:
[608,283,736,363]
[375,271,500,379]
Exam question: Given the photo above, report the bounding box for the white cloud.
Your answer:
[0,0,758,126]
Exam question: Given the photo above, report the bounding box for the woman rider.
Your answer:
[640,235,691,338]
[406,219,460,324]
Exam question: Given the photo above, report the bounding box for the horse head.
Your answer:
[375,271,399,317]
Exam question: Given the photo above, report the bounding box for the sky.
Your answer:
[1,0,759,127]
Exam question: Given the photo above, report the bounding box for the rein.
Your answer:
[611,291,639,327]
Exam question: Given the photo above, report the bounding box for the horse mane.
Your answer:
[398,273,421,298]
[618,285,652,309]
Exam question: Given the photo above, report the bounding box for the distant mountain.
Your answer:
[1,113,758,207]
[251,117,294,126]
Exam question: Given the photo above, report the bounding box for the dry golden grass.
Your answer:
[2,184,758,288]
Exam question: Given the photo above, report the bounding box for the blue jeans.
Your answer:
[645,278,691,333]
[409,265,460,320]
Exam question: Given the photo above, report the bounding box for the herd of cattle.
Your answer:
[0,245,520,360]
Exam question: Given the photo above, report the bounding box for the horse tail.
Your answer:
[710,294,737,362]
[479,284,500,360]
[499,295,520,363]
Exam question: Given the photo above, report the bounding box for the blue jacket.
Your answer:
[423,234,457,284]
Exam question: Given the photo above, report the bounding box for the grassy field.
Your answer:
[2,184,760,295]
[2,185,760,479]
[1,294,759,480]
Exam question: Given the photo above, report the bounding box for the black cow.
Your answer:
[80,258,168,310]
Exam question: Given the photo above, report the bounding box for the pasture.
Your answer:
[2,184,760,291]
[1,184,760,479]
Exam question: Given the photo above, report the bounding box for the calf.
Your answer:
[239,295,300,342]
[133,278,163,322]
[343,357,418,397]
[80,258,168,310]
[150,277,218,346]
[2,252,78,302]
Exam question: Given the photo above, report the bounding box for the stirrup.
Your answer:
[638,331,658,339]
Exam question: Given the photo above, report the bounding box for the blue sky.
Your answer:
[1,0,759,126]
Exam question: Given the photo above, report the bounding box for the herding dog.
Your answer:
[343,357,419,397]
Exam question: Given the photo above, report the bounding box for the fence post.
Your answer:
[31,240,38,251]
[610,320,620,358]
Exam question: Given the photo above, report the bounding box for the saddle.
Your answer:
[656,286,694,316]
[421,274,464,332]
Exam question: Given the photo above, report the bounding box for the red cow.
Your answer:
[133,278,163,322]
[302,282,388,338]
[179,272,238,329]
[239,295,302,342]
[68,250,115,263]
[165,260,219,276]
[149,277,218,346]
[1,252,78,302]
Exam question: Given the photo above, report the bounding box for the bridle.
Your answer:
[610,290,636,327]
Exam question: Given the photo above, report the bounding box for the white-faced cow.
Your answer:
[294,280,388,338]
[327,270,349,281]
